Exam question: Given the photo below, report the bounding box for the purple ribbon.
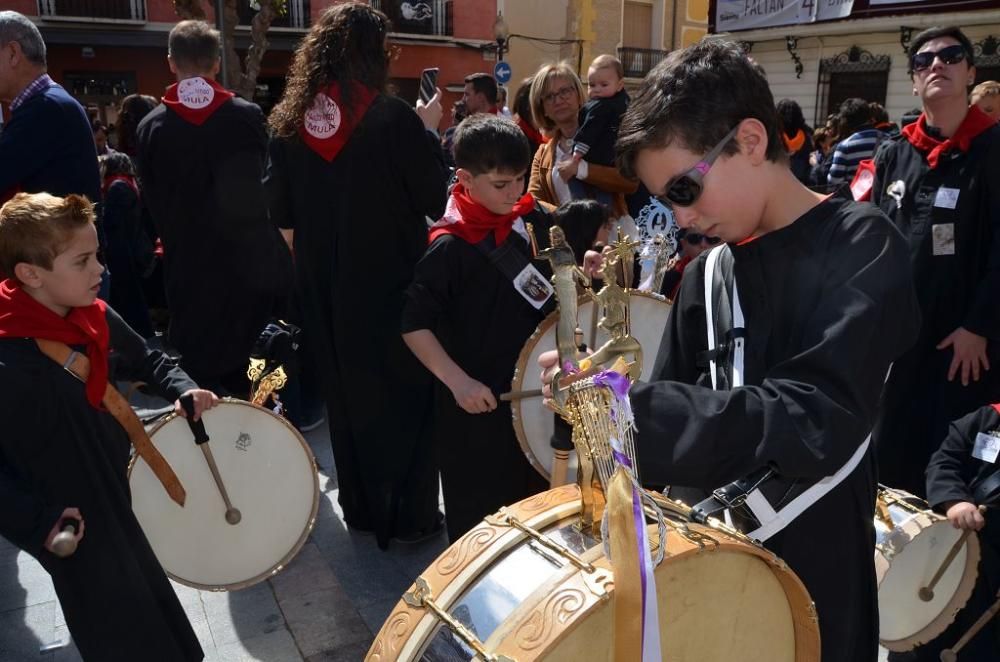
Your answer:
[593,369,631,398]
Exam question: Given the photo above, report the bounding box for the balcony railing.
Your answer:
[237,0,311,29]
[370,0,453,37]
[38,0,147,21]
[619,46,670,79]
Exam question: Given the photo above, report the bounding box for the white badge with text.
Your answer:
[177,77,214,109]
[932,223,956,256]
[513,264,554,309]
[973,432,1000,464]
[304,93,342,139]
[934,187,960,209]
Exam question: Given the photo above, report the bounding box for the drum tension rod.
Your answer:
[486,508,596,573]
[404,578,515,662]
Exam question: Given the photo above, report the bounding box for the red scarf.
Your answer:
[0,280,109,408]
[428,183,535,245]
[162,76,234,126]
[992,403,1000,416]
[782,129,806,154]
[103,175,139,197]
[299,82,377,162]
[901,105,996,169]
[515,115,548,146]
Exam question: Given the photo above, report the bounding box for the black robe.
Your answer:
[0,307,202,662]
[401,212,552,541]
[631,199,921,662]
[265,95,447,548]
[871,127,1000,498]
[135,97,292,393]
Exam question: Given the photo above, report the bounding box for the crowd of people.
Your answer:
[0,2,999,660]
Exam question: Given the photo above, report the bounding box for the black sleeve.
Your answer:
[107,306,197,401]
[963,138,1000,339]
[573,100,615,152]
[401,238,456,334]
[391,101,448,221]
[264,137,295,230]
[926,406,1000,511]
[649,255,708,386]
[632,222,918,488]
[869,139,896,209]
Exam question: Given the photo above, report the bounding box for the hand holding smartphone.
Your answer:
[419,67,440,105]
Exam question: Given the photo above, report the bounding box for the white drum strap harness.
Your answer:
[689,244,871,542]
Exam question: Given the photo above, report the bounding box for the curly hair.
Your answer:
[269,2,390,137]
[116,94,158,157]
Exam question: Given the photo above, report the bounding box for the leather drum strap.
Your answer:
[35,339,187,506]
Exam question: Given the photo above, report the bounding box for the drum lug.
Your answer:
[582,567,614,600]
[486,508,598,574]
[403,577,516,662]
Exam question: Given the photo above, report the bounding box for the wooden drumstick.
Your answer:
[550,449,570,489]
[919,506,987,602]
[499,389,543,402]
[51,518,80,558]
[939,588,1000,662]
[180,395,242,525]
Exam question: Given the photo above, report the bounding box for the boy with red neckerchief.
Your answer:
[0,193,216,661]
[402,115,553,541]
[136,20,291,396]
[865,26,1000,502]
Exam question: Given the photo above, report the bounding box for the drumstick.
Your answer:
[51,518,80,558]
[550,449,570,489]
[919,505,987,602]
[180,395,242,525]
[499,388,543,402]
[940,588,1000,662]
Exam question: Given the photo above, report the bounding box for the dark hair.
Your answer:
[464,72,499,105]
[99,152,135,178]
[512,77,534,122]
[776,99,806,137]
[117,94,159,157]
[869,101,889,125]
[168,20,221,73]
[452,100,467,123]
[837,97,873,136]
[908,26,975,75]
[552,199,611,262]
[453,114,530,175]
[91,118,107,134]
[616,40,784,180]
[269,3,390,137]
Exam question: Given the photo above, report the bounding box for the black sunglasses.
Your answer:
[655,124,740,208]
[911,44,966,72]
[684,233,721,246]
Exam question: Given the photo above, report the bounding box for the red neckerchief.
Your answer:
[103,175,139,198]
[516,115,548,146]
[162,76,234,126]
[992,403,1000,416]
[782,129,806,154]
[0,279,109,409]
[901,105,996,169]
[298,82,377,162]
[428,183,535,245]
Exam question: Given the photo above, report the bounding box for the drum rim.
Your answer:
[876,511,982,651]
[509,290,670,481]
[128,397,320,592]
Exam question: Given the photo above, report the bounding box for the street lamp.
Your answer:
[494,13,510,62]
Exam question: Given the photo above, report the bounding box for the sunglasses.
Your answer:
[684,233,721,246]
[911,44,966,72]
[655,124,741,208]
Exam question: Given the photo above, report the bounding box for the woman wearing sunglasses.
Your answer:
[540,39,920,662]
[525,62,637,216]
[867,27,1000,661]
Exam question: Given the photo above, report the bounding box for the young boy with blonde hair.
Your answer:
[0,192,216,661]
[970,79,1000,122]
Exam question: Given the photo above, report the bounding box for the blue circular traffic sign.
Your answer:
[494,61,512,85]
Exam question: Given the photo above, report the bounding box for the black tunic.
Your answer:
[0,307,202,662]
[630,199,921,662]
[900,405,1000,661]
[871,127,1000,498]
[265,95,447,547]
[135,97,292,391]
[401,212,552,541]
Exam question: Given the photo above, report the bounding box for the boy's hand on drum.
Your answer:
[175,389,220,421]
[44,507,84,554]
[945,501,985,531]
[538,349,560,410]
[448,374,497,414]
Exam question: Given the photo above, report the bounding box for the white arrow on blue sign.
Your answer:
[493,61,512,85]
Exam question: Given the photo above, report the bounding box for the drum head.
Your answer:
[510,291,671,483]
[129,399,319,591]
[877,518,981,650]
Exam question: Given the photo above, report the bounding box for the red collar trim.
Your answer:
[901,105,996,168]
[162,77,234,126]
[298,82,377,163]
[428,184,535,246]
[992,403,1000,416]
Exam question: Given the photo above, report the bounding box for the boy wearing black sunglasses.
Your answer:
[595,39,918,662]
[865,27,1000,519]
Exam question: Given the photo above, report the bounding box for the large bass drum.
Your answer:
[129,398,319,591]
[510,292,672,484]
[367,485,820,661]
[875,487,981,651]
